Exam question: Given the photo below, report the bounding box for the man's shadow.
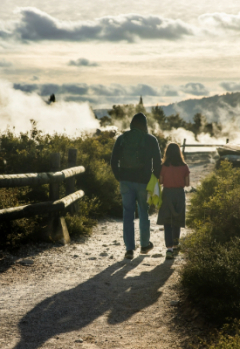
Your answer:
[14,256,174,349]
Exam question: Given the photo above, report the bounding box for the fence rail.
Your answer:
[0,190,84,221]
[181,138,229,156]
[0,166,85,188]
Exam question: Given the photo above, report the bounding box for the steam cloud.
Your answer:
[0,80,99,136]
[163,128,228,152]
[2,79,240,153]
[163,103,240,151]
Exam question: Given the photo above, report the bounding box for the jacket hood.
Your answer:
[130,113,148,133]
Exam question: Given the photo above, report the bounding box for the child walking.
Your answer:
[157,142,190,259]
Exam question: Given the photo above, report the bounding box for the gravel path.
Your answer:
[0,160,215,349]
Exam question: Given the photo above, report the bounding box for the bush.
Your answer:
[181,237,240,320]
[186,161,240,243]
[65,197,100,236]
[181,161,240,323]
[0,128,125,248]
[205,321,240,348]
[0,218,39,248]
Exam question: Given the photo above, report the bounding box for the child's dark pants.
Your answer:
[164,224,180,247]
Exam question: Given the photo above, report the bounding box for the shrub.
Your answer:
[205,321,240,348]
[65,197,99,236]
[181,161,240,323]
[0,128,123,248]
[181,237,240,321]
[186,161,240,243]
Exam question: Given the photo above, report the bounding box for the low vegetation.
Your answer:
[0,126,120,248]
[0,112,168,248]
[199,320,240,349]
[181,161,240,347]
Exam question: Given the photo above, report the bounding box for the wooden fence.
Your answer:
[0,149,85,244]
[181,138,229,157]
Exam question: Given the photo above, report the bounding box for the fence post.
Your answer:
[182,139,186,158]
[66,149,78,215]
[49,153,60,201]
[44,152,70,244]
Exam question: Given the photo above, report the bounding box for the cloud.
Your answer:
[129,84,160,97]
[199,12,240,32]
[88,84,161,97]
[13,82,179,98]
[2,7,194,43]
[61,84,89,95]
[220,82,240,92]
[11,81,183,108]
[68,58,98,67]
[0,59,12,67]
[180,83,209,96]
[38,83,60,96]
[89,84,178,97]
[161,85,178,97]
[14,83,38,93]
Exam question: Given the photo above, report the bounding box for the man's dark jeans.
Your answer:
[120,181,150,251]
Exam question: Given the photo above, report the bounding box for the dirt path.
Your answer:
[0,160,215,349]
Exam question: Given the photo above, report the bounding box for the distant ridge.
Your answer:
[94,92,240,122]
[161,92,240,122]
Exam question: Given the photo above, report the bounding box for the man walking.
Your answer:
[111,112,161,259]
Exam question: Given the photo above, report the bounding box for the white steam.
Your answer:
[0,80,99,136]
[163,128,228,152]
[163,102,240,151]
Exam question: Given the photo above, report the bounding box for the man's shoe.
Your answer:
[166,250,174,259]
[125,250,134,259]
[173,245,180,255]
[140,241,154,254]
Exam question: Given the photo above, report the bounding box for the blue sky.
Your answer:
[1,0,240,108]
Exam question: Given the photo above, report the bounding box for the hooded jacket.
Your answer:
[111,113,161,184]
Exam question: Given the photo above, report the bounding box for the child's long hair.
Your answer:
[162,142,186,166]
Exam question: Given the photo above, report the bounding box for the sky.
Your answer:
[1,0,240,109]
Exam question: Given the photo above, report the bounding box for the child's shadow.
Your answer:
[14,256,174,349]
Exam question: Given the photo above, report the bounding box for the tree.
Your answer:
[151,105,166,126]
[135,96,146,114]
[100,116,112,127]
[108,105,126,120]
[165,113,186,130]
[48,94,55,103]
[192,113,207,137]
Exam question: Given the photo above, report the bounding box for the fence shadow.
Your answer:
[14,256,174,349]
